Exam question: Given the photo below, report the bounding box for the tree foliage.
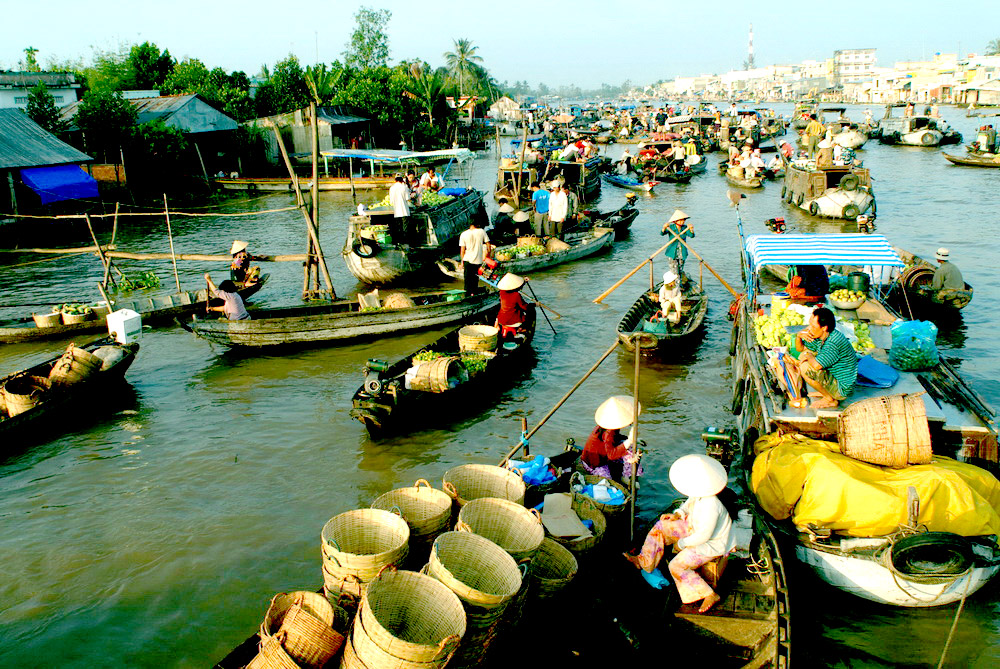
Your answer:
[987,39,1000,56]
[162,58,254,121]
[344,7,391,70]
[73,90,138,161]
[82,45,132,94]
[254,55,310,117]
[22,46,40,72]
[443,39,483,98]
[26,83,69,134]
[126,42,175,89]
[405,61,450,127]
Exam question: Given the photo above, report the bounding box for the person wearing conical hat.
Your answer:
[229,240,260,286]
[511,210,531,237]
[581,396,642,483]
[625,454,734,612]
[661,209,694,278]
[491,198,517,244]
[494,273,535,341]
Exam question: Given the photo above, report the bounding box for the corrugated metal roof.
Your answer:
[0,108,92,170]
[61,94,238,134]
[0,71,79,89]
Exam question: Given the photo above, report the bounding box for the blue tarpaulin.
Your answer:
[20,165,98,204]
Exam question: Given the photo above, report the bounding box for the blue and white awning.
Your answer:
[745,234,904,271]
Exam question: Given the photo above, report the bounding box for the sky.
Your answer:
[0,0,997,89]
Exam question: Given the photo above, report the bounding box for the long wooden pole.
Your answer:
[593,241,673,303]
[0,245,115,255]
[499,339,620,465]
[310,101,321,292]
[513,124,529,208]
[83,214,111,282]
[664,227,740,297]
[163,194,182,293]
[629,335,641,541]
[104,251,308,262]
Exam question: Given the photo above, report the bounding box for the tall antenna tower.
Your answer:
[747,23,755,70]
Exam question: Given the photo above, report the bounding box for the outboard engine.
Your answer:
[363,358,391,395]
[764,217,786,234]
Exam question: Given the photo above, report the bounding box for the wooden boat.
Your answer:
[0,277,268,344]
[877,104,962,146]
[615,277,708,353]
[890,247,974,312]
[0,338,139,440]
[725,170,764,189]
[342,189,486,285]
[213,176,394,192]
[177,289,499,348]
[350,312,536,435]
[601,173,658,193]
[730,233,1000,607]
[943,152,1000,168]
[573,204,640,240]
[781,160,874,220]
[540,156,602,203]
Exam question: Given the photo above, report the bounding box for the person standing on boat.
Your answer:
[530,181,549,236]
[803,114,825,158]
[494,273,535,340]
[661,210,695,277]
[547,182,568,238]
[786,307,857,410]
[931,248,964,293]
[458,219,491,296]
[491,200,517,244]
[582,396,641,483]
[625,454,734,613]
[387,174,411,243]
[563,183,579,230]
[204,274,250,321]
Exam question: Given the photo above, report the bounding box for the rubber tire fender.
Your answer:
[729,324,739,357]
[796,193,805,206]
[842,204,861,220]
[780,185,787,199]
[920,132,937,146]
[890,532,973,576]
[808,201,820,216]
[352,238,379,258]
[839,174,860,191]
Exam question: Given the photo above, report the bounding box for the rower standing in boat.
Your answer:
[661,210,695,277]
[803,114,825,158]
[204,273,250,321]
[931,247,965,297]
[458,219,491,296]
[229,240,260,286]
[388,174,411,245]
[494,273,535,341]
[582,396,641,483]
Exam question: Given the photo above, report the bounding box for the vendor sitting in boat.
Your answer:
[658,271,683,324]
[785,265,829,301]
[931,247,965,299]
[494,273,536,341]
[229,240,260,286]
[205,273,250,321]
[625,454,734,613]
[491,199,517,244]
[784,307,857,410]
[582,396,641,483]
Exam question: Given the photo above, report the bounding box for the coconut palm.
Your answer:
[406,61,448,127]
[443,39,483,99]
[987,38,1000,56]
[305,63,340,105]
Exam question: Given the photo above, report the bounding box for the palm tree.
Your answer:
[406,61,447,127]
[443,39,483,99]
[987,38,1000,56]
[305,63,341,105]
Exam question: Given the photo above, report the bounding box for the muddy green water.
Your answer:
[1,104,999,667]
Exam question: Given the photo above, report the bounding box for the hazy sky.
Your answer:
[1,1,997,88]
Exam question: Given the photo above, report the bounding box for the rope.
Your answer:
[936,575,972,669]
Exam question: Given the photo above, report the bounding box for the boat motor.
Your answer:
[479,257,502,282]
[363,358,391,395]
[764,217,786,234]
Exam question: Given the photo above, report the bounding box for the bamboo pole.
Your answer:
[664,227,740,297]
[110,202,120,245]
[513,124,529,208]
[499,339,620,465]
[348,157,357,200]
[83,214,113,288]
[104,251,308,262]
[593,241,673,303]
[163,194,182,293]
[629,335,641,541]
[0,245,117,255]
[310,101,321,293]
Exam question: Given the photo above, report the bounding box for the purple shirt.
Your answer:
[213,287,250,320]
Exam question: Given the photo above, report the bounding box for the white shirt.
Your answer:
[750,154,766,169]
[676,495,735,557]
[548,190,569,222]
[419,172,441,189]
[459,227,490,264]
[388,182,410,217]
[559,145,580,160]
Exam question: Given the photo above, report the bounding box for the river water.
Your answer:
[1,104,998,667]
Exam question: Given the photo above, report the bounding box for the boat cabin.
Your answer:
[785,162,870,199]
[494,164,539,203]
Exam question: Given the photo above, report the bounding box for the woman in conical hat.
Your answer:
[626,453,735,612]
[229,240,259,286]
[494,273,535,340]
[581,396,642,483]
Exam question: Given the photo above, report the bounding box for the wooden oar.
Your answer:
[663,227,740,298]
[477,272,562,320]
[593,240,673,303]
[523,278,556,335]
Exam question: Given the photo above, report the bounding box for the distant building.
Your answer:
[833,49,877,86]
[60,94,238,134]
[0,71,83,110]
[252,106,370,165]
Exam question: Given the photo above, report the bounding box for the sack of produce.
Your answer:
[888,320,939,371]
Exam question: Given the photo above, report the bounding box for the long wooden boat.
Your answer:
[177,289,499,348]
[0,277,268,344]
[350,312,536,435]
[573,205,639,240]
[782,161,874,220]
[615,278,708,353]
[725,170,764,189]
[342,189,486,285]
[213,176,394,192]
[889,246,974,312]
[943,152,1000,168]
[0,338,139,440]
[601,173,658,193]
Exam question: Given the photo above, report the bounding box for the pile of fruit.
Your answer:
[116,270,160,292]
[421,191,454,207]
[371,194,392,209]
[494,244,547,262]
[852,321,876,352]
[412,350,444,364]
[830,289,866,304]
[460,351,492,376]
[60,303,93,316]
[752,309,805,348]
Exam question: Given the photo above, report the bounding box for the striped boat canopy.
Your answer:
[745,234,904,271]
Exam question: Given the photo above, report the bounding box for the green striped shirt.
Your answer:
[806,329,858,396]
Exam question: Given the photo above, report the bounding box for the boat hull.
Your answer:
[944,153,1000,168]
[214,177,394,191]
[616,279,708,353]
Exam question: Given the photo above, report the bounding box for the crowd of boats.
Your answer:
[3,97,1000,668]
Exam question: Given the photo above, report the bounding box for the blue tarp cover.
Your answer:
[20,165,98,204]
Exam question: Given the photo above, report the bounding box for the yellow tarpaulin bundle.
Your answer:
[751,432,1000,540]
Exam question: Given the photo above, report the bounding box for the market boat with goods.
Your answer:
[494,157,543,204]
[729,233,1000,607]
[0,339,139,441]
[350,315,536,435]
[887,246,974,314]
[790,100,817,131]
[600,173,659,193]
[816,106,868,150]
[0,277,267,344]
[875,104,963,147]
[724,169,765,189]
[615,277,708,353]
[781,157,874,220]
[541,156,603,203]
[572,202,640,240]
[178,289,500,349]
[343,188,487,285]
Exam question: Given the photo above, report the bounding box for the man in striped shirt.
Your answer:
[789,307,857,409]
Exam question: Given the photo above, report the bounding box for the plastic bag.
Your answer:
[888,320,939,371]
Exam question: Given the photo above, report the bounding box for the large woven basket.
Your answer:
[443,464,525,508]
[409,357,467,393]
[456,497,544,563]
[458,325,499,353]
[48,345,102,386]
[260,591,344,668]
[357,568,466,665]
[530,538,578,599]
[246,633,300,669]
[382,293,417,310]
[371,480,452,542]
[2,375,50,417]
[838,393,931,468]
[323,569,365,614]
[428,531,522,610]
[321,509,411,583]
[570,472,631,516]
[551,494,606,555]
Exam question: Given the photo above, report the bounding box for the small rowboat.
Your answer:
[616,277,708,353]
[943,152,1000,168]
[725,171,764,189]
[891,247,974,312]
[572,205,639,240]
[601,173,659,193]
[439,228,615,280]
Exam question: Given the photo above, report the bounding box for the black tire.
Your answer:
[842,204,861,220]
[808,201,820,216]
[920,132,937,146]
[839,174,860,191]
[731,378,746,415]
[891,532,973,576]
[796,193,804,206]
[780,186,787,199]
[352,238,379,258]
[728,324,739,357]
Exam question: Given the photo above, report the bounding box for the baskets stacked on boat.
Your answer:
[530,538,578,600]
[371,480,452,563]
[2,375,50,417]
[320,509,410,611]
[570,472,630,517]
[443,464,525,509]
[458,325,498,353]
[48,345,102,386]
[456,497,544,563]
[249,591,347,669]
[838,393,932,468]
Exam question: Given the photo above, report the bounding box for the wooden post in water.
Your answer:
[163,194,182,293]
[513,124,529,208]
[348,157,357,200]
[310,102,321,293]
[83,214,113,289]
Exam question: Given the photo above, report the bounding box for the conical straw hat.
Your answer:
[594,396,641,430]
[497,273,525,291]
[669,454,728,497]
[230,240,248,254]
[668,210,689,224]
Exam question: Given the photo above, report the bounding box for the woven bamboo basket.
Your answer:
[456,497,544,563]
[442,464,525,508]
[517,235,539,248]
[357,569,466,665]
[458,325,498,353]
[344,615,455,669]
[246,632,300,669]
[551,494,606,555]
[323,569,365,614]
[409,357,467,393]
[48,345,102,386]
[530,538,578,599]
[382,293,417,310]
[32,312,62,328]
[260,591,345,668]
[545,238,571,253]
[371,480,452,542]
[60,308,94,325]
[570,472,631,516]
[838,393,932,468]
[428,531,522,610]
[321,509,411,583]
[2,375,50,417]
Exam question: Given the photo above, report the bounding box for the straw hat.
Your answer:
[668,209,689,224]
[935,247,950,261]
[498,203,515,213]
[512,211,530,223]
[669,454,728,497]
[662,271,678,285]
[230,240,248,255]
[594,396,641,431]
[497,273,525,291]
